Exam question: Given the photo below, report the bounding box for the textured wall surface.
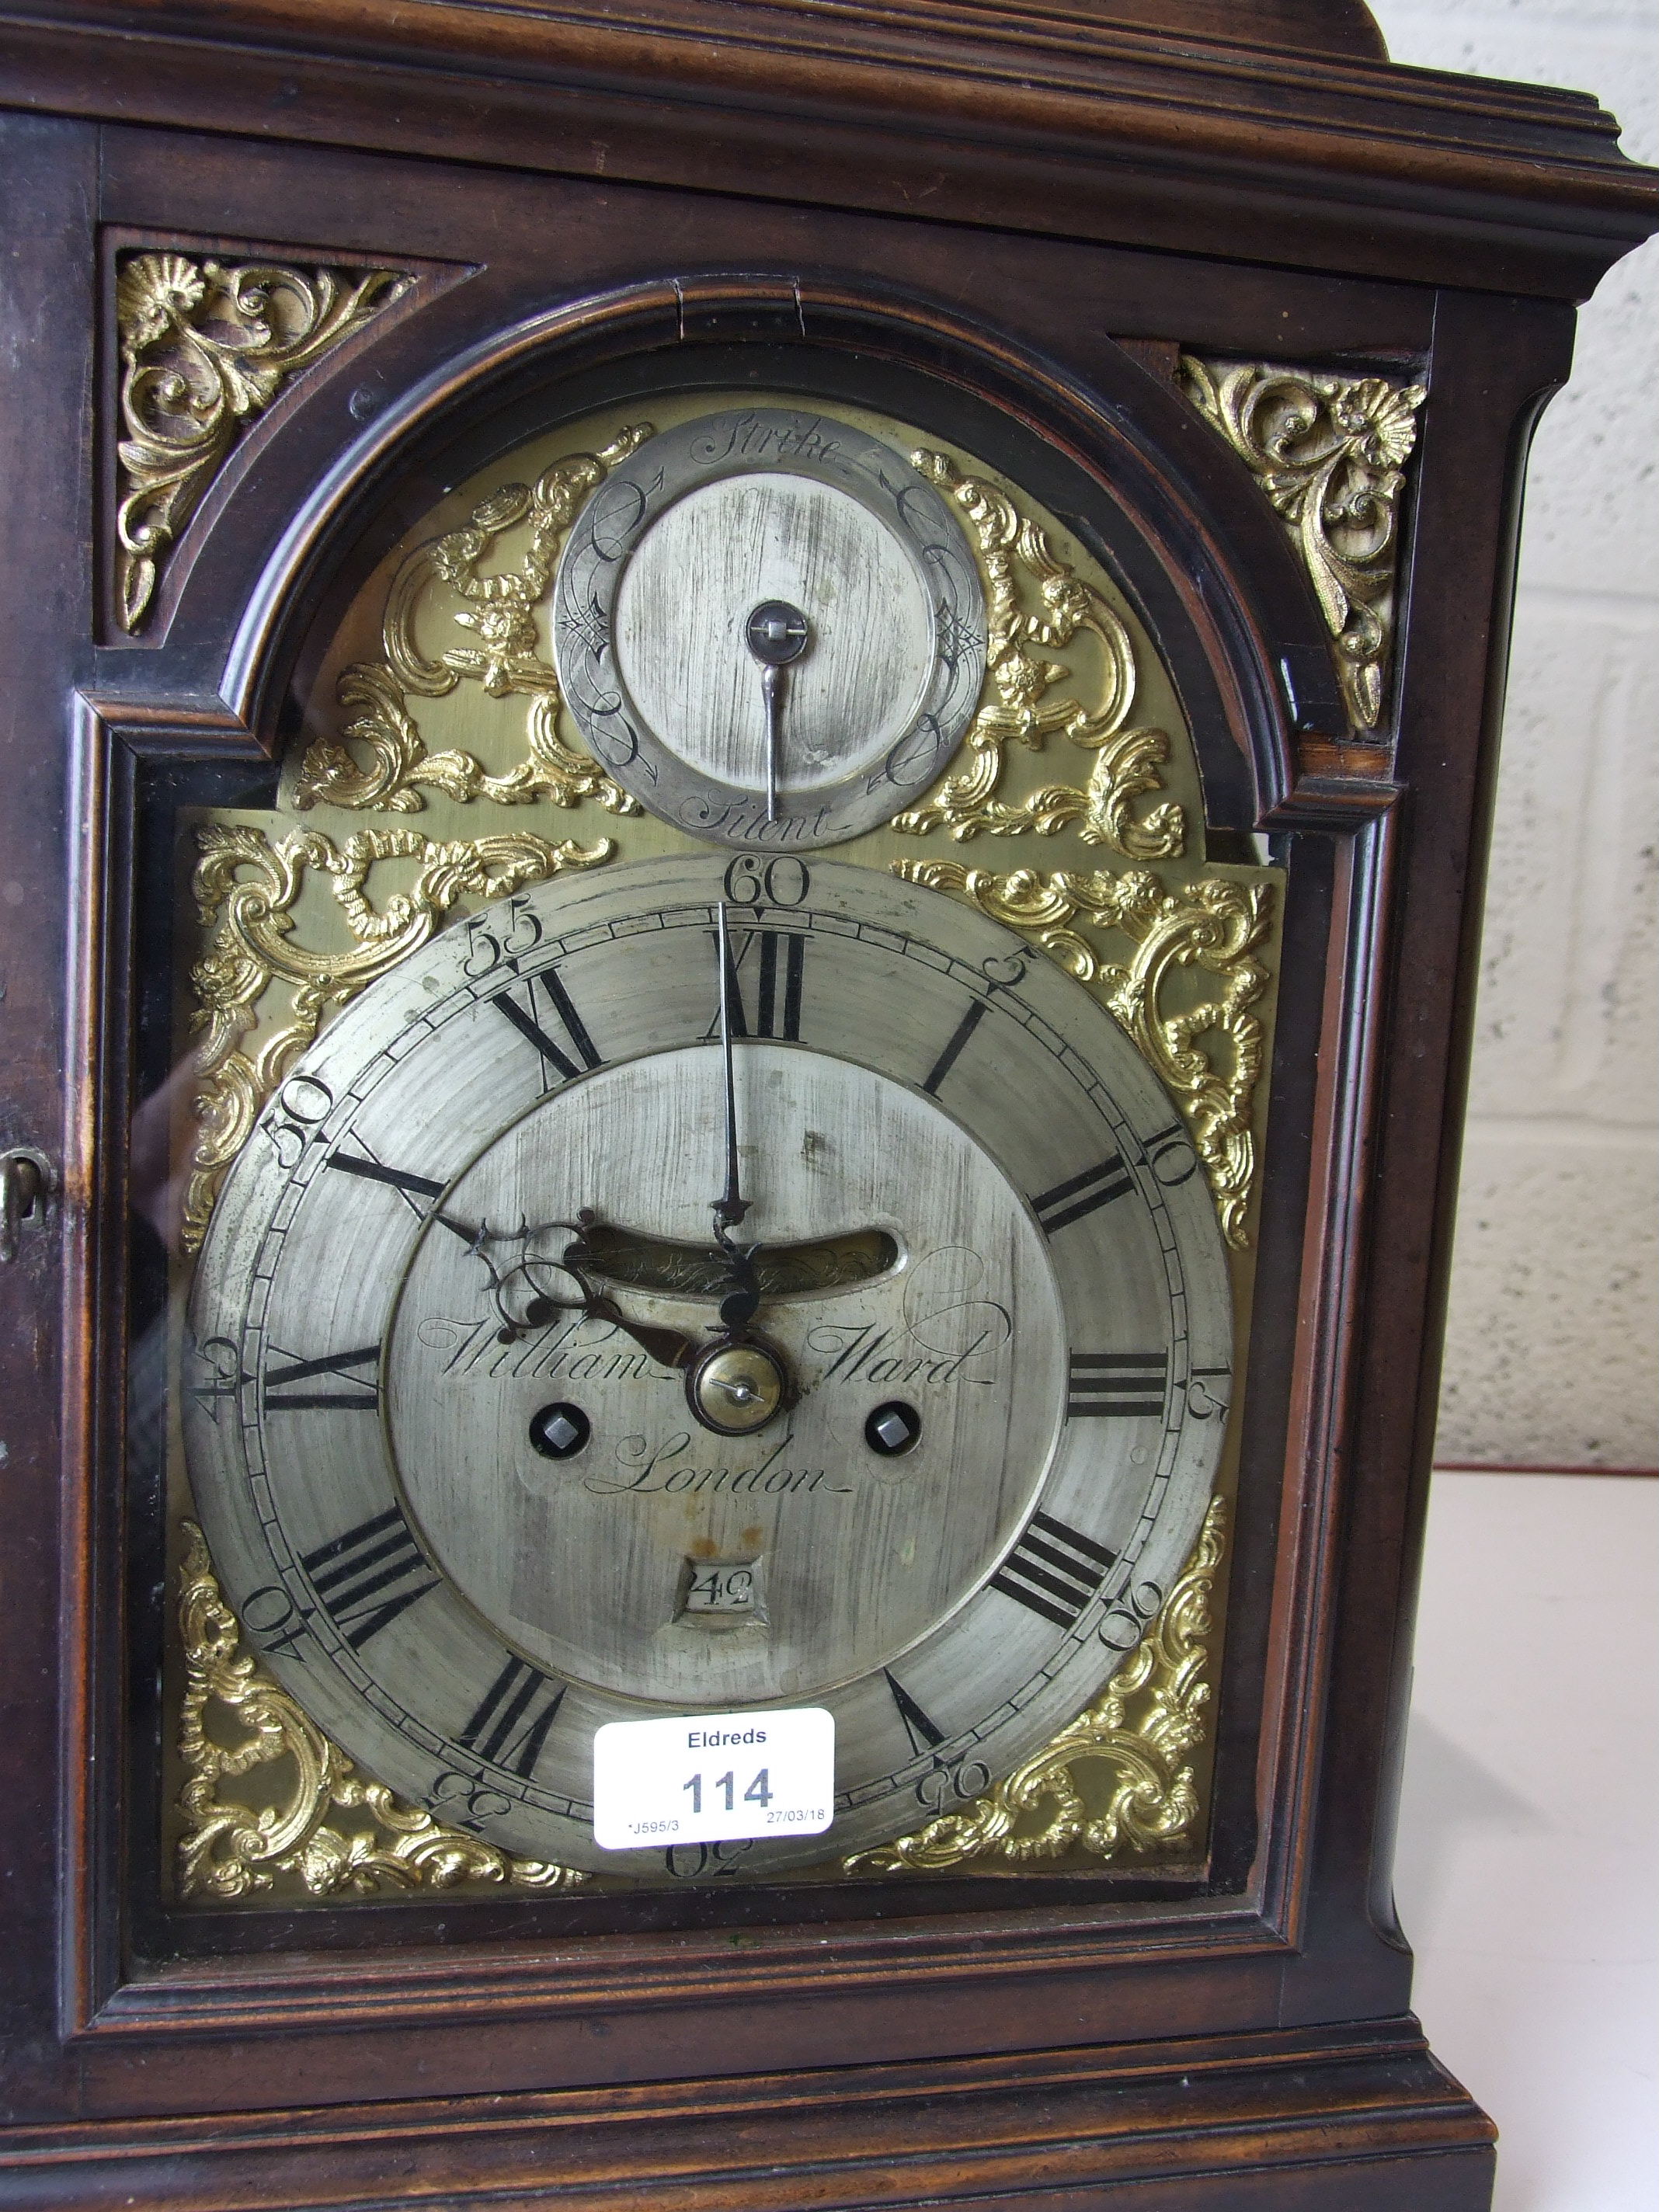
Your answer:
[1371,0,1658,1466]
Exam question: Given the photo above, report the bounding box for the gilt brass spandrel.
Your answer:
[280,389,1209,867]
[266,391,1278,1247]
[843,1495,1226,1874]
[892,864,1271,1251]
[173,1525,586,1902]
[890,450,1186,859]
[113,251,412,635]
[179,819,613,1251]
[863,435,1274,1254]
[178,857,1229,1876]
[291,426,655,816]
[1178,355,1425,738]
[169,1492,1229,1899]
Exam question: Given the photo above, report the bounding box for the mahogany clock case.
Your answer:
[1,9,1655,2202]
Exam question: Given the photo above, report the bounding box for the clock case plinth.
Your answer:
[1,0,1654,2204]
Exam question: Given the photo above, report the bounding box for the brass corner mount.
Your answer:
[1179,355,1424,739]
[113,250,412,633]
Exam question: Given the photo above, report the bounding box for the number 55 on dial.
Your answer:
[592,1708,835,1850]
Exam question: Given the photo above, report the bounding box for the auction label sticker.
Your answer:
[593,1707,834,1851]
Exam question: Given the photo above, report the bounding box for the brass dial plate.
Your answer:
[183,856,1233,1876]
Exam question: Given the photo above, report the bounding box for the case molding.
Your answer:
[0,2017,1494,2209]
[2,0,1653,297]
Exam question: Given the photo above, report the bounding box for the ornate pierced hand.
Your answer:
[444,1205,701,1371]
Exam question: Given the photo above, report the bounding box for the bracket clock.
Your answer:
[0,1,1653,2205]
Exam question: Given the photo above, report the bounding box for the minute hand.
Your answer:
[712,902,748,1236]
[711,903,761,1332]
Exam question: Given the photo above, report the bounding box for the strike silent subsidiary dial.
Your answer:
[183,854,1233,1877]
[551,409,986,850]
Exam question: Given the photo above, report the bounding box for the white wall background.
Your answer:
[1369,0,1659,1468]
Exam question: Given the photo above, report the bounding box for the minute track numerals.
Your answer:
[185,854,1233,1876]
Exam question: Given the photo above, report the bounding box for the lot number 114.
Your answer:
[592,1706,835,1851]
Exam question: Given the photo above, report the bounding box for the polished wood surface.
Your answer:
[0,2020,1489,2207]
[1056,0,1389,57]
[0,0,1650,294]
[0,1,1654,2200]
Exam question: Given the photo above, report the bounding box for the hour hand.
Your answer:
[544,1218,697,1370]
[580,1289,700,1373]
[714,1241,761,1334]
[461,1211,702,1372]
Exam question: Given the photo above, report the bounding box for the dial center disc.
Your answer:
[384,1041,1066,1706]
[614,472,932,795]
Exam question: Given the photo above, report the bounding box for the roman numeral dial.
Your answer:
[1031,1154,1136,1234]
[327,1149,445,1212]
[182,850,1236,1877]
[1067,1351,1169,1420]
[920,998,988,1095]
[706,927,805,1040]
[457,1657,566,1780]
[263,1344,381,1414]
[885,1668,948,1756]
